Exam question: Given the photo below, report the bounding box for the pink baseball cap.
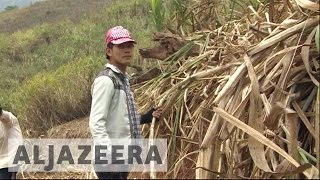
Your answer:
[105,26,136,45]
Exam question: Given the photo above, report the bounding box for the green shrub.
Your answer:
[5,5,18,11]
[11,56,104,135]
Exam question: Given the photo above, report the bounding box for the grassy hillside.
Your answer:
[0,0,155,136]
[0,0,42,11]
[0,0,112,33]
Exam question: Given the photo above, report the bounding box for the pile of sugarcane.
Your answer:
[135,0,319,179]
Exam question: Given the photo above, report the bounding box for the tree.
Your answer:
[5,5,18,11]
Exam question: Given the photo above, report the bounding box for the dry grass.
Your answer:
[13,118,93,179]
[46,117,90,139]
[17,171,96,179]
[134,0,320,179]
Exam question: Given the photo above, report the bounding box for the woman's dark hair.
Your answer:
[0,106,2,116]
[106,43,114,60]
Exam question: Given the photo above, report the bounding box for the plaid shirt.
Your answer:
[106,64,142,139]
[118,73,143,139]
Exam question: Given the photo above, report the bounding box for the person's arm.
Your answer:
[89,76,114,145]
[140,107,164,124]
[140,108,155,124]
[0,109,14,128]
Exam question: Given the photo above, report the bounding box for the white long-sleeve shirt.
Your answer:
[89,64,132,160]
[89,64,131,140]
[0,110,23,169]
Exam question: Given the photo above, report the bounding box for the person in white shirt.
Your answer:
[89,26,163,179]
[0,107,23,179]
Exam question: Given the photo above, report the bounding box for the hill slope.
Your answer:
[0,0,155,135]
[0,0,42,11]
[0,0,112,33]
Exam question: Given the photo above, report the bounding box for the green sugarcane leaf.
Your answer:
[298,148,309,164]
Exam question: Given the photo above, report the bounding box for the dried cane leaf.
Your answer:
[294,0,320,11]
[248,17,319,56]
[270,159,312,178]
[264,102,286,130]
[212,107,319,179]
[301,27,319,86]
[316,88,320,175]
[316,25,320,52]
[245,54,272,172]
[292,101,316,138]
[285,113,299,163]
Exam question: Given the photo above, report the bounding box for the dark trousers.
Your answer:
[0,168,16,179]
[95,172,128,179]
[94,164,129,179]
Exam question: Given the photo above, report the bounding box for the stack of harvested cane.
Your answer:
[135,0,319,179]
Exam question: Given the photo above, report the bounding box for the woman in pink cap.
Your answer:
[89,26,163,179]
